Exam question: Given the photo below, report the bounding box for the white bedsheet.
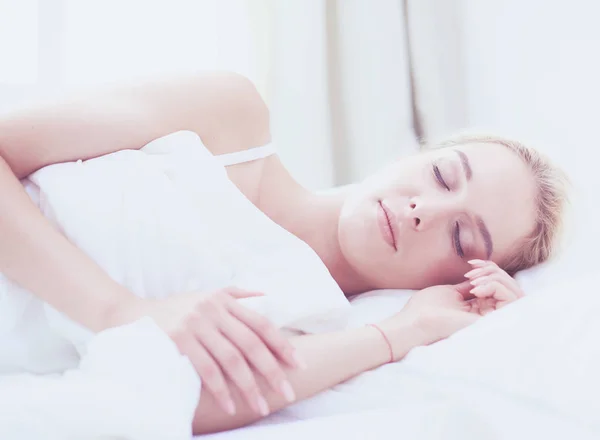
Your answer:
[200,395,596,440]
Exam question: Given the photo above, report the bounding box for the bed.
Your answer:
[200,229,600,439]
[1,134,596,439]
[3,263,596,439]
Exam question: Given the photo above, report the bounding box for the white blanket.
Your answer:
[0,132,349,439]
[0,318,200,440]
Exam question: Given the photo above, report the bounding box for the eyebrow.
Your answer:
[476,216,494,259]
[455,150,472,180]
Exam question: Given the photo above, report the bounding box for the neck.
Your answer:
[262,181,373,295]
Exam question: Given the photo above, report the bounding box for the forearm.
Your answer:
[0,156,135,331]
[192,324,418,435]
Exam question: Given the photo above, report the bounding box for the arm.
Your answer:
[193,280,513,435]
[193,323,418,435]
[0,73,299,413]
[0,72,269,178]
[0,72,268,331]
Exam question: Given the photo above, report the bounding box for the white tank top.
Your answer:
[215,143,277,167]
[0,131,349,374]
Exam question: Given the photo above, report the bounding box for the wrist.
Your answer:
[376,317,427,361]
[367,324,394,363]
[100,289,144,331]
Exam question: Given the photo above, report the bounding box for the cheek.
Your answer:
[430,260,469,285]
[396,233,469,288]
[338,205,382,261]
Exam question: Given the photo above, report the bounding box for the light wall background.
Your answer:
[1,1,599,262]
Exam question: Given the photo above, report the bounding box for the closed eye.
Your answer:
[433,165,450,191]
[453,222,465,258]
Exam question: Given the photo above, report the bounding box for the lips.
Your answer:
[377,200,398,251]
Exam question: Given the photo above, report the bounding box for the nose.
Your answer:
[407,196,450,231]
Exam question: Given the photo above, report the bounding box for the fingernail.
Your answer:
[471,285,484,294]
[257,396,270,416]
[280,380,296,402]
[225,400,236,415]
[466,268,485,278]
[291,350,308,370]
[470,276,487,286]
[468,259,486,265]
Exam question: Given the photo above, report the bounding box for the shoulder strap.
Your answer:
[215,143,276,167]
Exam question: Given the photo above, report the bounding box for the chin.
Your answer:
[338,222,388,285]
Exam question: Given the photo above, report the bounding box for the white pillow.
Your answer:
[347,289,413,327]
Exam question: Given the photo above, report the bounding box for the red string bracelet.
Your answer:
[367,323,394,363]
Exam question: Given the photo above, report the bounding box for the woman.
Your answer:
[0,72,567,434]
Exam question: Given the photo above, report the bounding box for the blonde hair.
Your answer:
[433,133,569,274]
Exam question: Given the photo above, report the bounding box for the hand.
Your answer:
[464,259,525,315]
[379,282,481,352]
[114,287,303,417]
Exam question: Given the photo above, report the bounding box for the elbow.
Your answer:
[0,151,27,180]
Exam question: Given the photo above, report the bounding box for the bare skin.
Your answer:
[0,72,531,433]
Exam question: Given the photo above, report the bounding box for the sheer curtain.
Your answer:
[254,0,467,188]
[259,0,419,189]
[405,0,467,143]
[0,0,467,189]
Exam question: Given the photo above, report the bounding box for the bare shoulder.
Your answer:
[184,73,287,205]
[185,72,271,157]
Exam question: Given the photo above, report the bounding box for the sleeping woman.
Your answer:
[0,72,568,434]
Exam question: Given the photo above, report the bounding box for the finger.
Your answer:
[465,297,496,315]
[219,311,296,403]
[178,337,235,415]
[471,281,517,304]
[197,327,270,416]
[464,298,481,314]
[227,299,305,370]
[464,265,496,279]
[225,287,265,299]
[499,274,524,298]
[469,281,497,298]
[492,283,519,308]
[470,273,520,296]
[477,297,497,315]
[468,265,524,300]
[467,259,495,268]
[454,280,476,299]
[469,273,510,290]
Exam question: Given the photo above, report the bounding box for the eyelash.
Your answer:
[454,221,465,258]
[433,165,450,191]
